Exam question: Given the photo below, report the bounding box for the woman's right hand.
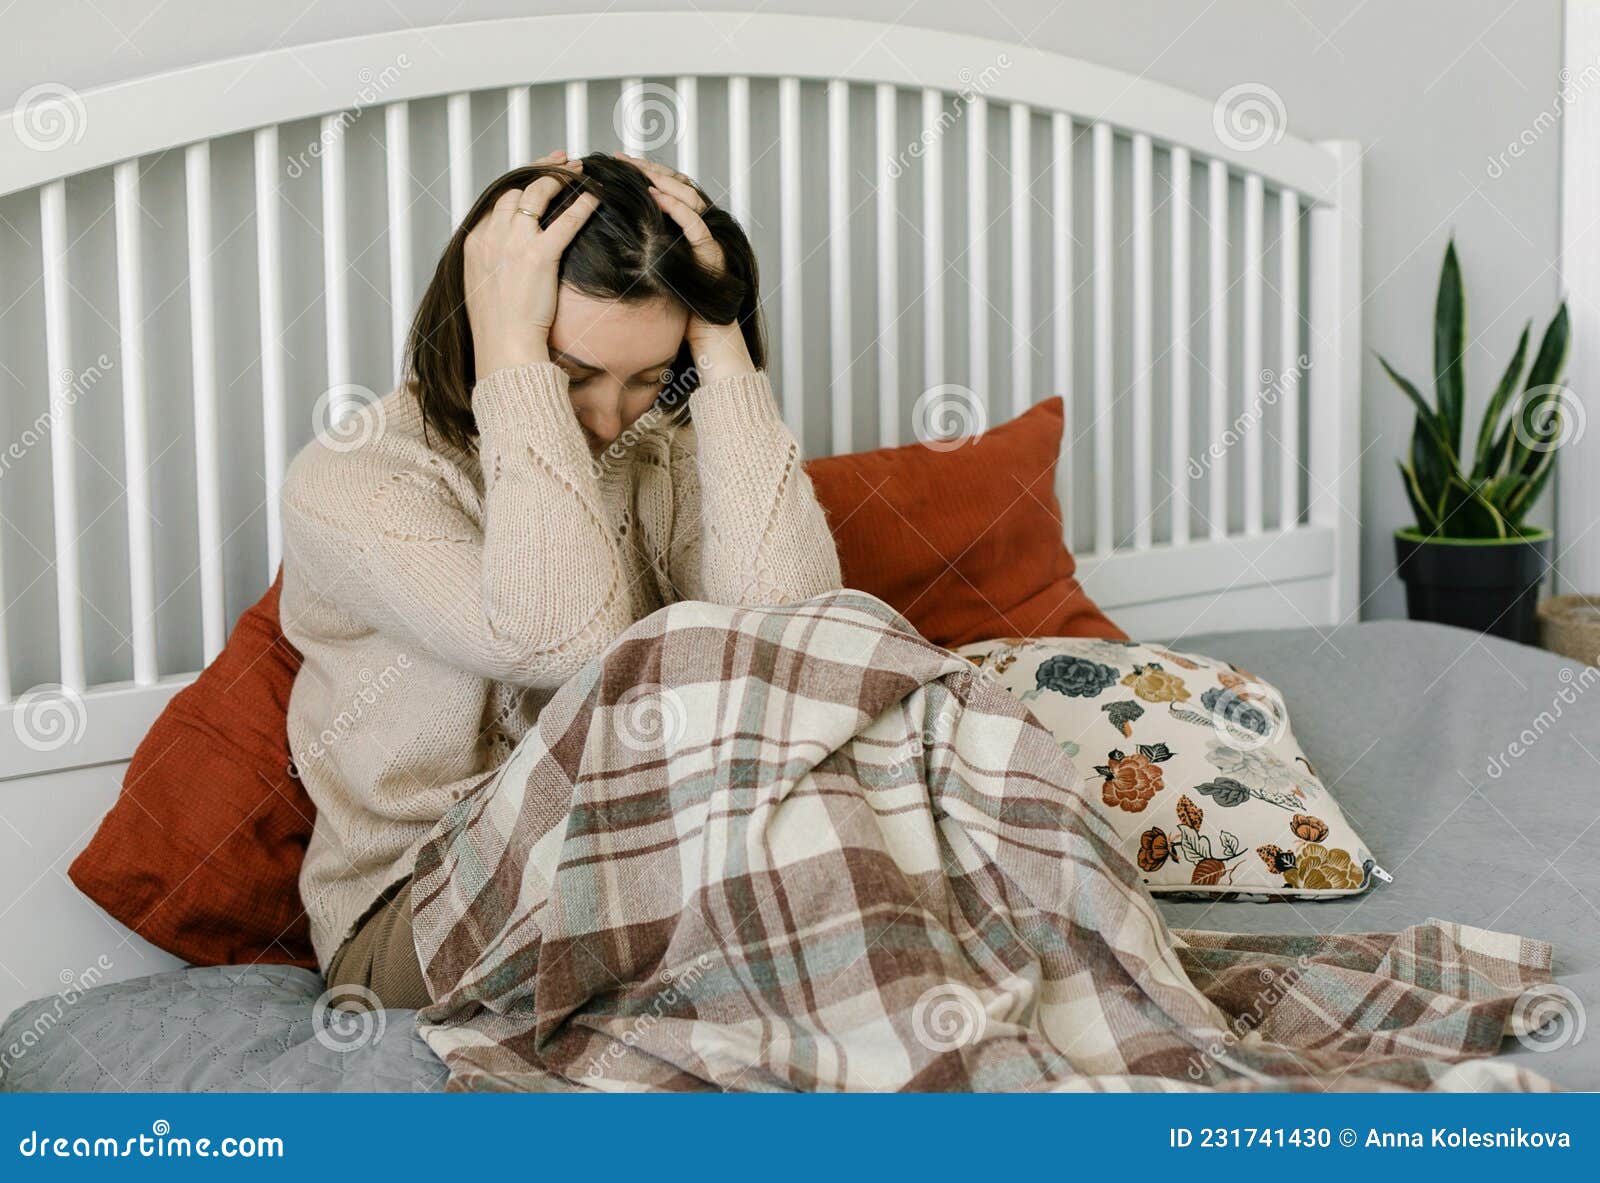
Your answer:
[464,149,600,381]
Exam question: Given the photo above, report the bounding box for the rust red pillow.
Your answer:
[68,573,317,967]
[803,397,1124,648]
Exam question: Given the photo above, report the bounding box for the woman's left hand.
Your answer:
[620,153,755,386]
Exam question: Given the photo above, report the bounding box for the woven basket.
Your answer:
[1537,595,1600,665]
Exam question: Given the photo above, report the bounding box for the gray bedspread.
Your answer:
[3,620,1594,1092]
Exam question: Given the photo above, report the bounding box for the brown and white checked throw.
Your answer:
[409,590,1559,1092]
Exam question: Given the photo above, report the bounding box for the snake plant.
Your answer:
[1381,240,1570,540]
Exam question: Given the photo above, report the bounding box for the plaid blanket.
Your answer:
[409,591,1558,1092]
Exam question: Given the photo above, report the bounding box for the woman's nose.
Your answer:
[580,394,625,444]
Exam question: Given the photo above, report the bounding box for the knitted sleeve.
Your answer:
[666,370,843,605]
[281,363,633,688]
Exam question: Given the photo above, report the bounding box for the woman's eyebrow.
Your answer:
[551,349,679,379]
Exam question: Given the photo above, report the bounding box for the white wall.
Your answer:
[0,0,1567,622]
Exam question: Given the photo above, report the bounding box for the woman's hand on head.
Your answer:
[620,153,756,387]
[464,149,600,381]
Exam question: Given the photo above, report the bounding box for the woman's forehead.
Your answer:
[549,289,687,372]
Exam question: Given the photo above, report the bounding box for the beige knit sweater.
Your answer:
[280,363,842,969]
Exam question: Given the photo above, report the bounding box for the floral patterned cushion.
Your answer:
[953,636,1383,899]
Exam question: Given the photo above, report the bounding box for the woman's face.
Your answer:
[547,287,689,451]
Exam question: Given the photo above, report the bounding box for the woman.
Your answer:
[280,149,842,1008]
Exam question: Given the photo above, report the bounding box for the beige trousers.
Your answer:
[324,876,431,1011]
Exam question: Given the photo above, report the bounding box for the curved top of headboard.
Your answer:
[0,10,1339,202]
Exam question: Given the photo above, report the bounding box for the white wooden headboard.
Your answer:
[0,12,1361,792]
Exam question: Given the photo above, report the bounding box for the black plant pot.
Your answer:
[1394,528,1551,644]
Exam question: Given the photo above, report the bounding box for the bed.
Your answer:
[6,9,1518,1092]
[5,618,1593,1092]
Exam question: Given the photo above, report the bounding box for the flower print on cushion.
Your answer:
[955,636,1383,899]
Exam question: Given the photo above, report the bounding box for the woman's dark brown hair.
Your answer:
[404,154,766,453]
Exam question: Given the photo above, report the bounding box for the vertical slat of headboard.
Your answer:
[1169,147,1193,548]
[321,116,352,393]
[1050,113,1072,479]
[727,78,751,226]
[965,96,988,404]
[1310,141,1363,621]
[185,143,225,662]
[874,84,898,448]
[921,89,945,392]
[1279,189,1302,528]
[827,80,852,455]
[0,528,9,699]
[620,79,645,155]
[1242,171,1265,536]
[566,82,590,156]
[1009,102,1031,419]
[1090,122,1114,555]
[41,180,85,691]
[1207,159,1230,541]
[1130,133,1153,551]
[384,105,413,389]
[113,161,158,685]
[777,77,804,441]
[676,77,699,178]
[255,127,287,573]
[506,86,531,166]
[446,93,472,225]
